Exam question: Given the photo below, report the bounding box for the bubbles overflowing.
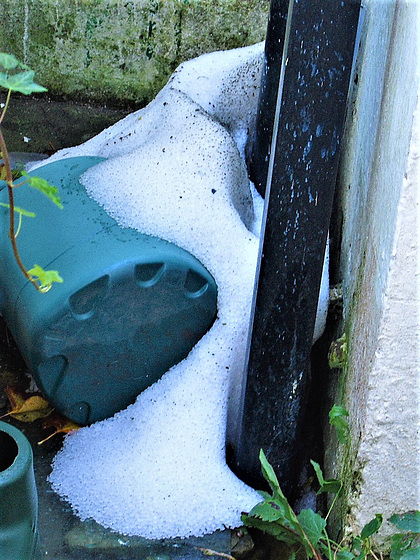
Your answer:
[41,42,329,539]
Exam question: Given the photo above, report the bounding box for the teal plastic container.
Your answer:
[0,421,39,560]
[0,157,217,424]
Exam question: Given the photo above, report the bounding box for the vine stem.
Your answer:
[323,527,333,560]
[325,484,343,523]
[368,543,383,560]
[0,89,12,125]
[301,529,323,560]
[0,125,40,291]
[279,513,324,560]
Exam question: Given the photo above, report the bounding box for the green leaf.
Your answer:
[246,496,300,534]
[329,405,350,444]
[0,69,47,94]
[21,172,63,208]
[352,536,363,553]
[243,449,310,550]
[297,509,326,547]
[258,451,298,530]
[335,549,355,560]
[259,449,283,497]
[310,460,342,495]
[390,533,420,560]
[0,202,36,217]
[390,533,405,559]
[350,538,367,560]
[0,53,20,70]
[390,512,420,533]
[257,490,273,500]
[248,500,284,522]
[390,533,406,557]
[241,514,301,545]
[361,514,383,540]
[398,546,420,560]
[28,265,63,291]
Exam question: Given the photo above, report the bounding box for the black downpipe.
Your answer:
[247,0,288,197]
[232,0,362,496]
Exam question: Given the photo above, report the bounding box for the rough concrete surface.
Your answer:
[353,96,419,538]
[0,0,269,105]
[326,0,420,542]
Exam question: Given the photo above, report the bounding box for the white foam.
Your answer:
[47,43,329,539]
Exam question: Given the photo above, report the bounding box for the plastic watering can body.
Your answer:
[0,157,217,425]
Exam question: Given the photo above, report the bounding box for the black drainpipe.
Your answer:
[232,0,362,496]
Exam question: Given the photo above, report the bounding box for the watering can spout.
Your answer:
[0,421,40,560]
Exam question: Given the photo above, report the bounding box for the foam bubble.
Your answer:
[47,43,329,539]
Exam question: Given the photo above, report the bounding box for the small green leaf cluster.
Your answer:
[328,334,348,369]
[241,406,419,560]
[0,53,47,95]
[28,265,63,293]
[20,172,63,209]
[388,512,420,560]
[328,404,350,445]
[0,52,63,292]
[241,449,328,559]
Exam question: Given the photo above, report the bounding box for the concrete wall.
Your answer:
[325,0,420,543]
[0,0,269,106]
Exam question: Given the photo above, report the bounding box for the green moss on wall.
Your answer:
[178,0,269,59]
[324,248,369,539]
[0,0,269,106]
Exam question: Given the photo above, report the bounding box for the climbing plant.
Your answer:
[0,53,63,292]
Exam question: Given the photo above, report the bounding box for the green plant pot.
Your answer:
[0,157,217,425]
[0,421,39,560]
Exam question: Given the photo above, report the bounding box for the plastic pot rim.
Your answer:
[0,420,33,484]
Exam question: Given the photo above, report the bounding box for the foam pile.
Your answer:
[41,42,329,539]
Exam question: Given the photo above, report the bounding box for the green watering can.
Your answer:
[0,157,217,425]
[0,421,40,560]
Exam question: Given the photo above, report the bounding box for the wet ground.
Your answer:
[2,96,132,155]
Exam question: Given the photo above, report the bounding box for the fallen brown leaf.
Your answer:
[38,412,80,445]
[1,386,53,422]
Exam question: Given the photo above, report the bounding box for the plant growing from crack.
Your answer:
[0,53,63,292]
[240,405,420,560]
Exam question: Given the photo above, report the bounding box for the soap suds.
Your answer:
[45,43,329,539]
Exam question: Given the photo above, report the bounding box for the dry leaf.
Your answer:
[196,548,237,560]
[38,412,80,445]
[1,386,79,444]
[1,386,53,422]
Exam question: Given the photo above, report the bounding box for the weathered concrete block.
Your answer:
[326,0,420,543]
[0,0,269,105]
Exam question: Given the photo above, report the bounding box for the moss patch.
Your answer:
[0,0,269,106]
